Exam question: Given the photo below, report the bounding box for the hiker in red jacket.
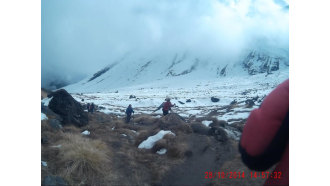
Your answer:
[239,79,289,185]
[162,97,176,116]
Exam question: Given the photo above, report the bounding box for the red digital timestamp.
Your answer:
[204,171,282,179]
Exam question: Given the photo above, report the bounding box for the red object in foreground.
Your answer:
[239,79,289,185]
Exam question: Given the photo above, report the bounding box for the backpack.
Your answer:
[163,101,171,111]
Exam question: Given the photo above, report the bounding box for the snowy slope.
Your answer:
[64,49,288,93]
[64,48,288,123]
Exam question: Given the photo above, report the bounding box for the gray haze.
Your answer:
[41,0,288,90]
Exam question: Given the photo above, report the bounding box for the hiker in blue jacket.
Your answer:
[125,104,134,123]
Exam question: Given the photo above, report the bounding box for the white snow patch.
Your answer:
[111,127,115,130]
[138,130,175,149]
[156,148,167,155]
[51,144,62,148]
[41,113,48,120]
[41,97,53,106]
[81,130,90,135]
[218,112,250,121]
[202,120,213,127]
[41,161,47,167]
[121,134,127,137]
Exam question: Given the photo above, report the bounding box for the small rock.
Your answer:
[178,101,185,104]
[230,100,237,105]
[186,99,192,103]
[245,99,255,108]
[211,97,220,102]
[252,96,259,102]
[129,95,136,99]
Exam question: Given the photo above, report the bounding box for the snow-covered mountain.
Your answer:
[64,49,288,93]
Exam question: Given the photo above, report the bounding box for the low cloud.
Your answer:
[41,0,288,89]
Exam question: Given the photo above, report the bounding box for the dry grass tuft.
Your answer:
[190,122,210,135]
[169,123,192,134]
[61,125,81,134]
[57,133,112,185]
[134,114,157,126]
[151,139,168,153]
[167,139,188,159]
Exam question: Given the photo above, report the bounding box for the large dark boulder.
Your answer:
[48,89,88,127]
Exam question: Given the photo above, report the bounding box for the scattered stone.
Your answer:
[115,90,119,93]
[186,99,192,103]
[230,99,237,105]
[129,95,136,99]
[211,97,220,102]
[252,96,259,102]
[245,99,255,108]
[178,101,185,105]
[48,89,88,127]
[81,98,84,102]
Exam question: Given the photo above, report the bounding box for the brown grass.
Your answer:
[134,114,157,126]
[167,139,188,159]
[61,125,81,134]
[152,139,168,153]
[57,133,112,185]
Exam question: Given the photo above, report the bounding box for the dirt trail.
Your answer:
[160,134,237,186]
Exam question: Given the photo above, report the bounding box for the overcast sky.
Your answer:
[41,0,288,89]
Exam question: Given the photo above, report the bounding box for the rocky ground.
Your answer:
[41,89,272,186]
